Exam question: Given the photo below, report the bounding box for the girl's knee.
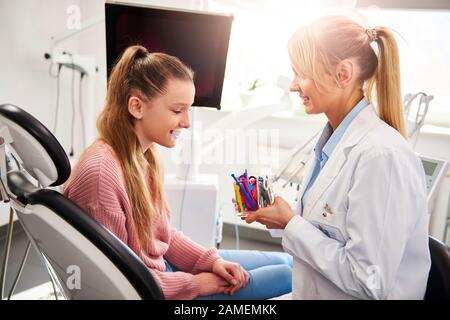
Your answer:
[267,252,293,267]
[286,254,293,268]
[274,264,292,279]
[260,264,292,284]
[268,265,292,295]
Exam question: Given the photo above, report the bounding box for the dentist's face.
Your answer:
[132,78,195,148]
[289,64,337,115]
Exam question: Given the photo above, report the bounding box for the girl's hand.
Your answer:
[194,272,230,297]
[212,259,249,295]
[244,196,295,229]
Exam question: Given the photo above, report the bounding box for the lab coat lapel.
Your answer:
[296,154,317,215]
[302,149,348,218]
[301,105,380,218]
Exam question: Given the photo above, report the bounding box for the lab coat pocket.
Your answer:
[310,220,347,244]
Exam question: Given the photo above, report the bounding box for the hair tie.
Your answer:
[365,28,378,42]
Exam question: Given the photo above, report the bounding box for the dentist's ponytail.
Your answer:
[366,27,407,138]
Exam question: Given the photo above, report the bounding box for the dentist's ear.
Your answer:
[128,96,143,120]
[336,59,354,88]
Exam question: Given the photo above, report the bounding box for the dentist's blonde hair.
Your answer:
[97,45,193,249]
[288,16,407,138]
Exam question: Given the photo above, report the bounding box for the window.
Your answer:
[212,1,450,127]
[361,7,450,127]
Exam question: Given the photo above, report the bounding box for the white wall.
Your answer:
[0,0,83,227]
[0,0,86,155]
[0,1,68,225]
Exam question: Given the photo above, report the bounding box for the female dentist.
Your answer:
[245,16,431,299]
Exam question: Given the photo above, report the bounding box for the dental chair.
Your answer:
[425,236,450,300]
[0,104,163,299]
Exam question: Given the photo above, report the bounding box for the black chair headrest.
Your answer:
[0,104,70,187]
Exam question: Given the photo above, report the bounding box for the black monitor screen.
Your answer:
[105,2,233,109]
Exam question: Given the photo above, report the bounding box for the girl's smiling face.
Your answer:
[130,78,195,150]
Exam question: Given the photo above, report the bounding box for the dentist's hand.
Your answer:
[244,196,295,229]
[212,259,249,295]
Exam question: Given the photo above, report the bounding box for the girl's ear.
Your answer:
[336,59,354,88]
[128,96,143,120]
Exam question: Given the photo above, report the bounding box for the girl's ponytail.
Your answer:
[106,45,148,109]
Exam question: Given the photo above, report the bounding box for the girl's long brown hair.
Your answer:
[288,16,407,138]
[97,45,193,249]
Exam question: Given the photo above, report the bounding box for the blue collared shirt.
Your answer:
[301,97,369,211]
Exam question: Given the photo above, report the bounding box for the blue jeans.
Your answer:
[165,250,293,300]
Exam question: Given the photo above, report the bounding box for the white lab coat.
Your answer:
[282,105,431,300]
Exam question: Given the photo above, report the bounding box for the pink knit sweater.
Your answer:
[63,141,221,299]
